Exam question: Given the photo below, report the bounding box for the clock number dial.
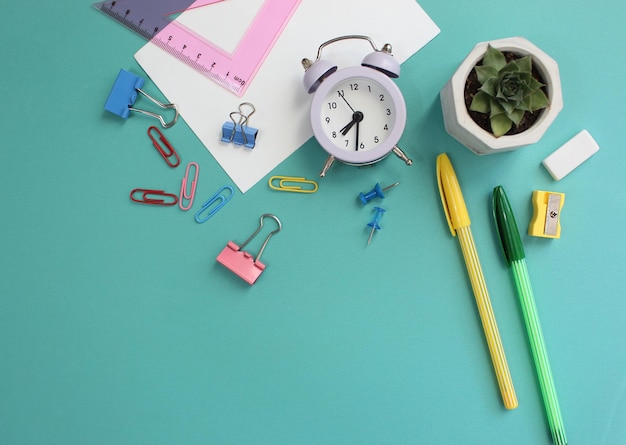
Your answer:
[320,76,395,154]
[309,66,407,166]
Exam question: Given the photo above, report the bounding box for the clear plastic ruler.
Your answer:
[92,0,217,40]
[148,0,302,96]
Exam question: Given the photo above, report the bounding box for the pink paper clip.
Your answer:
[216,214,282,285]
[147,126,180,168]
[130,189,178,206]
[179,162,199,211]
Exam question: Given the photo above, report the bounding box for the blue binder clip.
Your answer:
[221,102,258,149]
[104,69,179,128]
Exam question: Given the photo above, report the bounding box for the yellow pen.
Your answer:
[436,153,518,410]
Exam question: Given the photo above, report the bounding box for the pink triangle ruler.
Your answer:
[149,0,302,96]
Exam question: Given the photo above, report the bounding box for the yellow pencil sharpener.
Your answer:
[528,190,565,238]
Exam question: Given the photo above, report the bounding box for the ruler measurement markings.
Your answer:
[95,0,301,95]
[98,7,146,38]
[97,4,157,38]
[153,22,244,93]
[150,0,302,96]
[94,0,200,40]
[151,35,236,92]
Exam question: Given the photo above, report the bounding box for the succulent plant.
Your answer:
[469,45,549,137]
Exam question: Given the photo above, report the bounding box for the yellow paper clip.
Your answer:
[268,176,318,193]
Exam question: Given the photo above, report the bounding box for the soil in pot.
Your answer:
[464,51,548,136]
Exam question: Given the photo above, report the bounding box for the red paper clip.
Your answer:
[148,126,180,168]
[130,189,178,206]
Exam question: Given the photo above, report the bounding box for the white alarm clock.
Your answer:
[302,35,412,176]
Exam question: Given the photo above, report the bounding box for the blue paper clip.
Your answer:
[195,186,234,223]
[221,102,258,148]
[104,69,179,128]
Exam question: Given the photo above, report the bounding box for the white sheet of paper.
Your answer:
[134,0,440,193]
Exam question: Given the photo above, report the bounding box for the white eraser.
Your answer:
[542,130,599,180]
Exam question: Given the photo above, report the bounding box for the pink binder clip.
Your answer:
[216,214,282,285]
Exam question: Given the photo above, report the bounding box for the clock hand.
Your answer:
[355,119,360,151]
[340,111,364,136]
[339,93,355,113]
[340,117,356,135]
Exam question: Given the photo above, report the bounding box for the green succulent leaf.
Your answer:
[489,98,505,117]
[499,60,520,74]
[483,45,507,71]
[475,65,498,84]
[517,96,533,112]
[518,72,534,86]
[527,76,545,93]
[479,77,498,97]
[528,88,549,111]
[469,90,491,113]
[490,112,513,137]
[499,97,518,115]
[515,55,532,73]
[508,108,525,126]
[497,81,525,102]
[469,45,550,136]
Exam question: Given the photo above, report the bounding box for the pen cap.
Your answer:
[492,186,526,265]
[436,153,471,236]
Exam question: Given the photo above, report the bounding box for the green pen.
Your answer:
[492,186,567,445]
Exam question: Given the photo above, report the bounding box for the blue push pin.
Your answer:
[358,182,399,205]
[366,206,386,245]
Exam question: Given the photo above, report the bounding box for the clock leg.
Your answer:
[320,155,336,177]
[392,146,413,166]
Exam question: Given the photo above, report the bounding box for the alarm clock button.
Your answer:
[361,50,400,78]
[302,59,338,93]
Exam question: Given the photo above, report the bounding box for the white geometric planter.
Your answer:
[440,37,563,155]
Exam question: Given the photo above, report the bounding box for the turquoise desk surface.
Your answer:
[2,1,625,444]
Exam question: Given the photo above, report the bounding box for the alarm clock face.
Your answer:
[310,66,406,165]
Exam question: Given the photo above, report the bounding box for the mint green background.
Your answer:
[2,1,625,444]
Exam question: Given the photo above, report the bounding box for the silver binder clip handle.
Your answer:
[131,88,179,128]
